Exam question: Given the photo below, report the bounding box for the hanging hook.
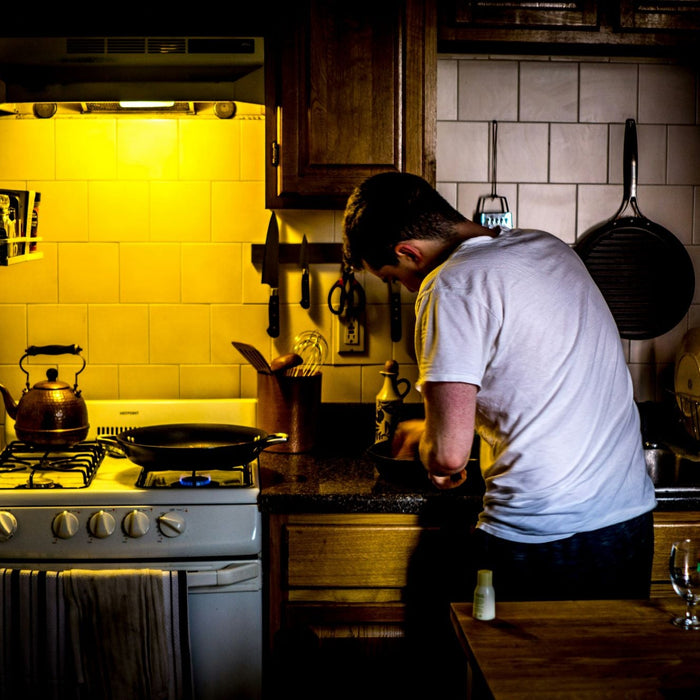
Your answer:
[490,120,498,199]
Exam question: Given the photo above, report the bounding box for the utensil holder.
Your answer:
[257,372,322,453]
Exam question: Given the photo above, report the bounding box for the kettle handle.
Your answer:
[25,344,83,357]
[19,344,86,389]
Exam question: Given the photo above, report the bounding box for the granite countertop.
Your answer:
[258,404,700,515]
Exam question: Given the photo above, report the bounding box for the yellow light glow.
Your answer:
[118,101,176,109]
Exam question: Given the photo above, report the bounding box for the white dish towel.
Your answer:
[0,567,192,700]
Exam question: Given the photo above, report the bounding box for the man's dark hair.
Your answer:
[342,172,466,270]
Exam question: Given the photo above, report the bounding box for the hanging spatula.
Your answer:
[475,120,512,229]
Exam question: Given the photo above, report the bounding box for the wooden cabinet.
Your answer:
[264,0,437,209]
[438,0,700,56]
[265,511,471,698]
[651,511,700,597]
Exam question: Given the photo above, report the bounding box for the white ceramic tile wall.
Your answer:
[0,104,417,410]
[437,54,700,402]
[0,53,698,414]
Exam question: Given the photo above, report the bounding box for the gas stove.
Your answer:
[0,399,261,560]
[0,399,266,700]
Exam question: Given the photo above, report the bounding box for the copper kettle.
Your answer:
[0,344,89,447]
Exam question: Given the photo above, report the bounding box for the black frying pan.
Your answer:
[575,119,694,340]
[99,424,287,470]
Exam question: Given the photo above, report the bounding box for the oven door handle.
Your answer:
[187,562,260,589]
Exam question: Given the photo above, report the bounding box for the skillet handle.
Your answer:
[621,118,642,217]
[263,433,288,447]
[96,435,128,458]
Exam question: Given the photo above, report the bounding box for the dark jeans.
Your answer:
[470,510,655,601]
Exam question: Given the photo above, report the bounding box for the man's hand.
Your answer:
[390,419,425,460]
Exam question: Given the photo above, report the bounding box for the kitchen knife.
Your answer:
[388,280,402,342]
[262,212,280,338]
[299,234,310,309]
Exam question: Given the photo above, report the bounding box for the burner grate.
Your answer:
[0,441,106,489]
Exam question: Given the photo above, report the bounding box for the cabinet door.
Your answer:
[651,511,700,596]
[265,0,436,209]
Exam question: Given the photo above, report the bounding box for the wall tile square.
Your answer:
[550,123,607,183]
[151,181,211,241]
[437,121,488,181]
[580,63,638,123]
[29,181,89,241]
[120,243,181,303]
[437,59,458,120]
[668,126,700,185]
[180,364,240,399]
[520,61,578,122]
[26,304,87,359]
[181,243,242,303]
[89,181,149,241]
[240,119,266,181]
[518,184,577,242]
[0,305,27,362]
[497,123,549,183]
[56,119,116,180]
[88,304,149,364]
[639,64,696,125]
[214,304,272,366]
[179,120,240,180]
[0,243,58,303]
[0,119,55,180]
[457,60,518,121]
[79,365,119,400]
[212,181,269,242]
[58,243,119,303]
[323,365,362,403]
[149,305,210,364]
[117,119,178,180]
[119,365,180,399]
[577,185,624,236]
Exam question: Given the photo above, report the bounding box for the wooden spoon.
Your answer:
[270,353,303,373]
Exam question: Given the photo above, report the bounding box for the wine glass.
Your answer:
[669,539,700,630]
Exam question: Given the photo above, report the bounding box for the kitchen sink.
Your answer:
[644,443,700,491]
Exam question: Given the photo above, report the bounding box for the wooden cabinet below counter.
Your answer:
[651,511,700,597]
[264,511,472,699]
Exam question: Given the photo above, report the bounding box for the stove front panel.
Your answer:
[0,501,261,561]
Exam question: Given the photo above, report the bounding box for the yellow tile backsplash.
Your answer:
[119,244,181,303]
[17,56,695,408]
[89,181,149,241]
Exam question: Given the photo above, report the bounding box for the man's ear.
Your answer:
[394,242,423,264]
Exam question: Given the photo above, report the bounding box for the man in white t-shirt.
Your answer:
[343,172,656,600]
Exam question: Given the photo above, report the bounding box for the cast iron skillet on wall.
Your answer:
[575,119,694,340]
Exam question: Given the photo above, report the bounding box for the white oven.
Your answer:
[0,399,264,700]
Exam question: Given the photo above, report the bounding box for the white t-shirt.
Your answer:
[415,227,657,543]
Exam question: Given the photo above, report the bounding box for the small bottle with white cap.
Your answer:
[473,569,496,620]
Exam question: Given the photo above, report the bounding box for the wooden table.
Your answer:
[451,598,700,699]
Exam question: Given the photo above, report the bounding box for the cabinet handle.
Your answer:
[270,141,280,167]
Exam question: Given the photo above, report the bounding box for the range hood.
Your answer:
[0,36,264,106]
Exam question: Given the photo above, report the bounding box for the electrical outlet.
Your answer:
[337,315,365,353]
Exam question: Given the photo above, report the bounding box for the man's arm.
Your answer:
[420,381,477,489]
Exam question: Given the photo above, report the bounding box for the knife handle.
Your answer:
[267,290,280,338]
[300,269,310,309]
[389,281,402,342]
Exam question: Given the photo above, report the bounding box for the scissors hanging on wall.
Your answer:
[327,264,366,319]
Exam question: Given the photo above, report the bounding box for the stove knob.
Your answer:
[88,510,116,539]
[0,511,18,542]
[53,511,80,539]
[157,512,186,538]
[123,510,150,538]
